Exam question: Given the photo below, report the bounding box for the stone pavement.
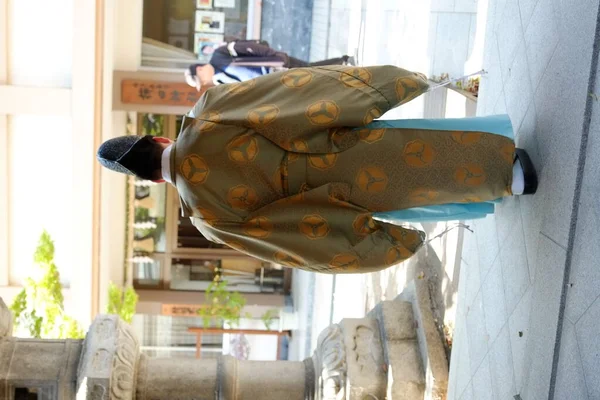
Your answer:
[292,1,600,400]
[448,0,600,399]
[290,0,490,362]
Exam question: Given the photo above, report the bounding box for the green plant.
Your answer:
[142,114,165,136]
[10,231,85,339]
[107,282,139,324]
[197,278,247,328]
[261,309,279,330]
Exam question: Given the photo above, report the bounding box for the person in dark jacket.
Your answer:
[185,39,355,90]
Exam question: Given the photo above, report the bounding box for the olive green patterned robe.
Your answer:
[169,65,514,273]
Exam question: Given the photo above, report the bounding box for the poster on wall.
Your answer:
[168,18,191,35]
[195,10,225,33]
[194,33,225,58]
[214,0,236,7]
[168,35,190,50]
[196,0,213,9]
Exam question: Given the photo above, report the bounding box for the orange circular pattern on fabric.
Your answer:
[286,139,309,162]
[353,214,378,237]
[273,164,287,193]
[396,77,421,102]
[363,107,383,125]
[197,111,222,132]
[339,68,373,88]
[274,251,305,267]
[195,207,218,226]
[452,131,483,145]
[243,216,273,238]
[328,253,360,272]
[454,164,487,186]
[227,184,259,210]
[226,241,248,253]
[247,105,280,127]
[500,143,515,164]
[356,166,388,193]
[299,214,330,240]
[308,154,338,170]
[409,188,440,204]
[281,70,314,88]
[227,79,256,94]
[286,192,305,204]
[227,135,259,163]
[180,155,210,185]
[359,128,386,144]
[385,245,412,265]
[387,226,405,243]
[306,100,341,126]
[387,227,422,249]
[299,183,311,193]
[403,140,435,167]
[328,189,345,205]
[330,127,350,148]
[461,196,482,203]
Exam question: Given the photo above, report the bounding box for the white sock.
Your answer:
[511,159,525,195]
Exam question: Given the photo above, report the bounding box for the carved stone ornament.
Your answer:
[0,296,13,339]
[312,324,347,400]
[77,315,140,400]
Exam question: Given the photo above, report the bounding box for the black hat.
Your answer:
[97,135,160,180]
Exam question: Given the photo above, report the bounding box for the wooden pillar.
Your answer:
[188,327,291,360]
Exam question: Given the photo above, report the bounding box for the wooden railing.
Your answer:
[187,327,291,360]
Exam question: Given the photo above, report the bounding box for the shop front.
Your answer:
[140,0,262,70]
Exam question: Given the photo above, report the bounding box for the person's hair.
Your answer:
[148,141,164,181]
[126,137,164,181]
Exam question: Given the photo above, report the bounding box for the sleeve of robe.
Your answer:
[190,65,430,153]
[231,41,279,58]
[190,183,425,274]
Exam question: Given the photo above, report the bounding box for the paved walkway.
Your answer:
[292,1,600,400]
[448,0,600,399]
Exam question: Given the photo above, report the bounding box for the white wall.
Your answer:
[113,0,143,71]
[97,0,129,314]
[97,0,146,313]
[8,0,74,88]
[223,317,280,361]
[0,0,100,327]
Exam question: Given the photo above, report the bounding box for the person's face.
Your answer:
[153,136,172,148]
[202,46,215,55]
[150,137,173,183]
[195,65,215,88]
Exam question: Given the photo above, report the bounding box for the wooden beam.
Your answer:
[121,79,206,107]
[91,0,105,318]
[71,0,99,327]
[0,0,7,83]
[188,327,291,336]
[0,114,7,286]
[189,327,291,360]
[0,0,9,285]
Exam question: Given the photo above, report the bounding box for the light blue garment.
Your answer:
[371,114,515,223]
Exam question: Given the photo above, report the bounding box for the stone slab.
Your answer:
[399,280,449,400]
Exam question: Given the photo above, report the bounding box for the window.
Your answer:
[141,0,257,70]
[9,115,73,287]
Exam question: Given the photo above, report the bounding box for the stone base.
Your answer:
[398,280,449,400]
[367,279,449,400]
[0,279,449,400]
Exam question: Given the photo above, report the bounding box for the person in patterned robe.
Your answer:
[97,65,537,274]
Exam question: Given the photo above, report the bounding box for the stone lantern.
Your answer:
[0,280,447,400]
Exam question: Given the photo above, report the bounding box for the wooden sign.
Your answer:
[161,303,207,317]
[121,79,207,107]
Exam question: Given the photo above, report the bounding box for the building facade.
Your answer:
[0,0,294,361]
